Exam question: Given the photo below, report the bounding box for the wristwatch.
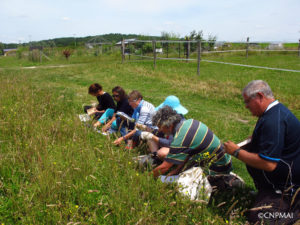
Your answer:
[233,148,241,158]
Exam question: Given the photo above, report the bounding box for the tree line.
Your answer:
[0,31,216,55]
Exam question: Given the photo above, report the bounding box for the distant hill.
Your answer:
[1,33,160,48]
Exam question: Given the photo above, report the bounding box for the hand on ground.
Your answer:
[113,137,123,145]
[102,125,110,132]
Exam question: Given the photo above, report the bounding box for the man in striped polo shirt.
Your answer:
[152,106,232,178]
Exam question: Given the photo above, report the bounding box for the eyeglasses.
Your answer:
[244,94,257,105]
[244,97,252,105]
[113,94,120,98]
[129,99,137,103]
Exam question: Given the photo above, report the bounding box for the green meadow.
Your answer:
[0,51,299,224]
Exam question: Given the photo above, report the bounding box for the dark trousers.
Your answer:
[246,189,300,225]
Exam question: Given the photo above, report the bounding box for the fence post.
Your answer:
[121,39,125,63]
[167,42,169,58]
[100,44,102,55]
[197,40,201,76]
[298,39,300,57]
[246,37,249,58]
[152,40,156,69]
[128,42,131,60]
[187,39,190,62]
[178,42,181,58]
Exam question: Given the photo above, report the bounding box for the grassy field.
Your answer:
[0,51,299,224]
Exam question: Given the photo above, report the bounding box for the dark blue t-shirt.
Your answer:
[116,98,133,116]
[247,102,300,193]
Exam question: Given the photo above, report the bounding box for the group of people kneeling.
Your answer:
[83,80,300,224]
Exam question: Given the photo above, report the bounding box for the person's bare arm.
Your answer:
[113,129,136,145]
[102,115,116,132]
[224,140,277,172]
[152,161,173,178]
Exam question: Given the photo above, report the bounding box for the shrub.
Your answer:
[63,49,71,60]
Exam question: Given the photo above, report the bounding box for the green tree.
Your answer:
[186,30,204,52]
[0,42,4,55]
[207,34,217,51]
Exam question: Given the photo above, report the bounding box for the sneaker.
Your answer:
[125,143,133,150]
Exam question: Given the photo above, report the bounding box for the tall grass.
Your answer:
[0,52,299,224]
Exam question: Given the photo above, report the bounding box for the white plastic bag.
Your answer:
[78,114,91,122]
[177,167,212,201]
[160,167,212,201]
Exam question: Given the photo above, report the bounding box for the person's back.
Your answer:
[168,118,232,175]
[247,102,300,192]
[137,100,156,128]
[97,92,116,111]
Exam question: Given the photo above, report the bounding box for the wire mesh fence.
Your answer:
[118,38,300,75]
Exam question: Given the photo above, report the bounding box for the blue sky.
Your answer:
[1,0,299,43]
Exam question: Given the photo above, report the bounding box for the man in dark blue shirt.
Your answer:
[224,80,300,224]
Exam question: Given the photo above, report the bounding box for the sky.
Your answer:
[1,0,300,43]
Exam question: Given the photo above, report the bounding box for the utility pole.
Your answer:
[73,34,77,48]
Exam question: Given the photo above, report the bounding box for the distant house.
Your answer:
[249,43,260,48]
[214,42,231,50]
[214,42,225,48]
[268,43,283,50]
[85,43,94,49]
[116,39,136,45]
[155,48,163,54]
[3,48,17,56]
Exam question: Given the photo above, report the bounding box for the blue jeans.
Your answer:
[132,129,141,142]
[115,117,129,137]
[97,108,115,124]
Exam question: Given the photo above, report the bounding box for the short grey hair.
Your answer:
[242,80,274,99]
[152,106,182,128]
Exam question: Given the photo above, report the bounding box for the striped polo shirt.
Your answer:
[165,119,232,174]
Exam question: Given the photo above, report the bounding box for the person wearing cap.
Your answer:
[224,80,300,224]
[151,106,232,178]
[140,95,189,160]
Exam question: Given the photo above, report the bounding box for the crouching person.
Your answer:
[101,86,133,134]
[151,106,232,179]
[141,95,188,160]
[224,80,300,224]
[84,83,116,127]
[113,90,156,149]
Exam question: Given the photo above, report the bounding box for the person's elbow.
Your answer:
[264,161,278,172]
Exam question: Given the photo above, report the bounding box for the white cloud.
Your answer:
[62,17,71,21]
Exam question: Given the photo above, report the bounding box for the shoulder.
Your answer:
[177,119,201,132]
[264,103,299,123]
[140,100,155,112]
[103,92,112,97]
[118,98,128,106]
[103,93,113,100]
